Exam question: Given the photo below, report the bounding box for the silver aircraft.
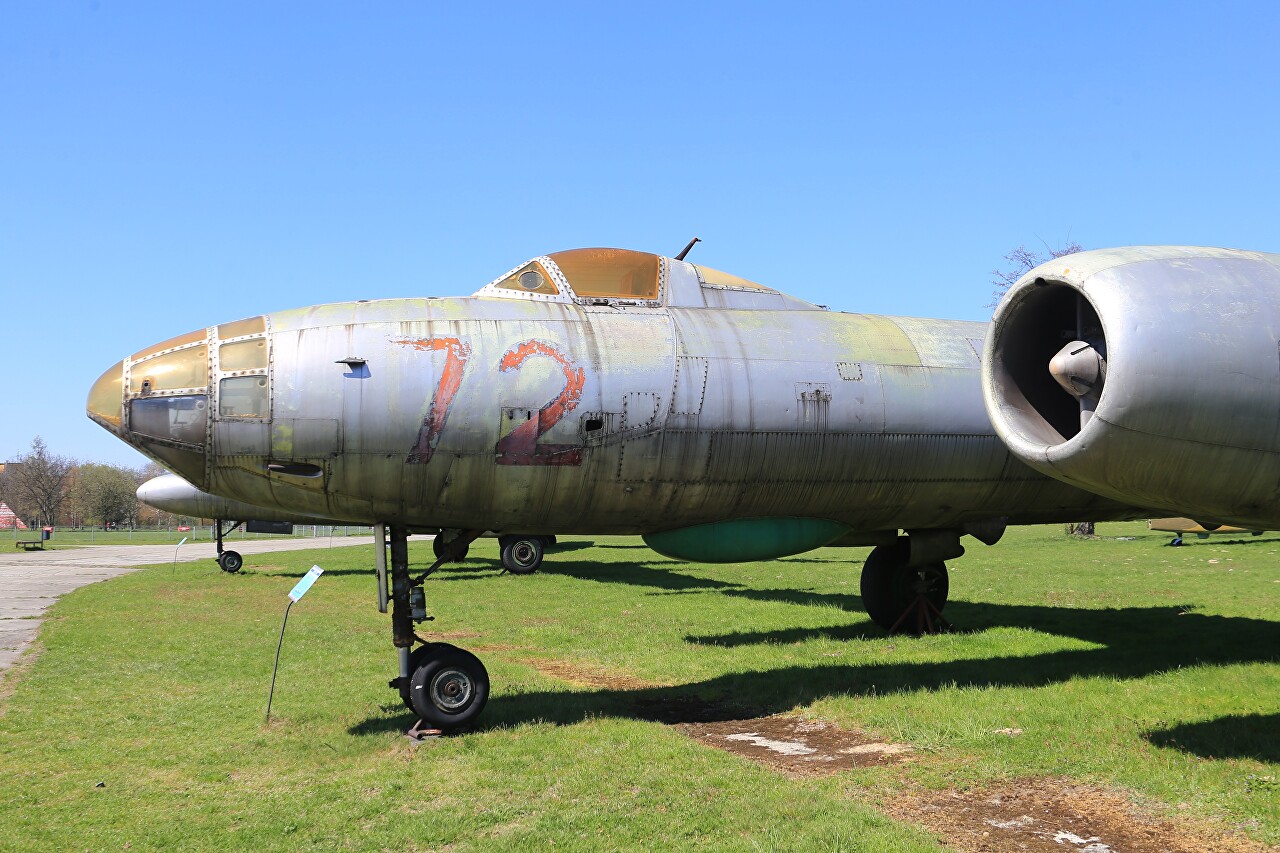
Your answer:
[88,245,1280,730]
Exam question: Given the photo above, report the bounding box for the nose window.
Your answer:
[218,316,266,339]
[130,395,208,445]
[130,345,208,394]
[219,339,268,371]
[219,376,269,418]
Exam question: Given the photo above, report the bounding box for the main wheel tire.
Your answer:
[432,532,469,562]
[218,550,243,573]
[499,535,544,574]
[859,537,948,633]
[408,645,490,729]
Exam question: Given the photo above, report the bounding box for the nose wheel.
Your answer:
[408,644,490,728]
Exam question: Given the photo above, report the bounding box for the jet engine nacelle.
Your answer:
[983,246,1280,530]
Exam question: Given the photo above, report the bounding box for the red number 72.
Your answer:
[394,336,585,466]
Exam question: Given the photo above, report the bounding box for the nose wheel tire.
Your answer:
[398,642,448,710]
[218,550,243,573]
[860,538,949,634]
[408,645,490,729]
[499,535,544,574]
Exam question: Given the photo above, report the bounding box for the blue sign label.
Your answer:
[288,565,324,602]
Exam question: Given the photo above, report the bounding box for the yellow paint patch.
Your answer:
[835,315,923,366]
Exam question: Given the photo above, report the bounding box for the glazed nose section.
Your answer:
[86,328,213,488]
[87,360,125,430]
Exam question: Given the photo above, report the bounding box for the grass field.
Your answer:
[0,522,1276,850]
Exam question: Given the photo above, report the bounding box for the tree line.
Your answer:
[0,437,170,529]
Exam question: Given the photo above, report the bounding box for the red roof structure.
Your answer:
[0,503,28,530]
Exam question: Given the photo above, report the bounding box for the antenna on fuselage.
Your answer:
[674,237,701,261]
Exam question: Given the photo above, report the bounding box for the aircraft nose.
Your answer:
[86,328,213,488]
[87,360,125,430]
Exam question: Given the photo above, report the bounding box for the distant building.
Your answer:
[0,502,28,530]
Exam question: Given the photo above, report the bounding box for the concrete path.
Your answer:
[0,537,375,675]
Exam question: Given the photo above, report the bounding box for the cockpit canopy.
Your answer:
[473,248,818,311]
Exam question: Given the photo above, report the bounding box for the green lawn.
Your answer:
[0,523,1276,850]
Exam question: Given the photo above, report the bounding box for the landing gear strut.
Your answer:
[384,525,490,733]
[860,535,951,634]
[214,520,243,573]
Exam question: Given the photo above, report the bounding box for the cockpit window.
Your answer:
[549,248,661,301]
[693,264,775,292]
[495,261,559,296]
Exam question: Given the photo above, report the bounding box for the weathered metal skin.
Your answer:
[91,251,1142,545]
[985,246,1280,530]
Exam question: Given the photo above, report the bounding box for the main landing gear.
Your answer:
[498,535,555,574]
[432,530,556,574]
[859,530,980,635]
[213,520,243,573]
[382,525,490,733]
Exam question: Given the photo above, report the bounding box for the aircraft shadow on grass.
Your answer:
[1143,713,1280,763]
[349,558,1280,746]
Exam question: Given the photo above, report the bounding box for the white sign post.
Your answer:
[267,565,324,722]
[171,537,188,574]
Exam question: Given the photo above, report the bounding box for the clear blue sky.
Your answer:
[4,1,1279,468]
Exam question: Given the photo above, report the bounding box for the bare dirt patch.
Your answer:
[676,715,912,776]
[885,777,1270,853]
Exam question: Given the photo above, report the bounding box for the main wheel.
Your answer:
[859,537,948,633]
[408,645,490,730]
[499,535,544,574]
[218,550,243,573]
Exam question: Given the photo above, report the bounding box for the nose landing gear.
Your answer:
[383,525,490,734]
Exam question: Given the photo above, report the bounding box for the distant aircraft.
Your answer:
[1146,517,1266,547]
[88,245,1280,730]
